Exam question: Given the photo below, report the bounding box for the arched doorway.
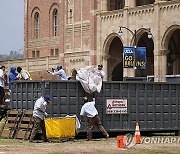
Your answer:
[135,32,154,77]
[71,68,77,80]
[167,29,180,75]
[105,36,123,81]
[112,63,123,81]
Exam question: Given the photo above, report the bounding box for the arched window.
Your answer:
[108,0,125,11]
[115,0,125,10]
[53,9,58,36]
[136,0,155,6]
[69,9,73,24]
[34,12,40,39]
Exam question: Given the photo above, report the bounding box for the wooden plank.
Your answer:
[8,110,19,115]
[19,123,33,129]
[7,117,17,121]
[22,117,31,122]
[1,109,34,140]
[18,124,29,129]
[1,129,11,138]
[24,131,31,140]
[4,123,17,128]
[7,117,20,121]
[24,110,33,115]
[28,124,33,129]
[16,130,26,139]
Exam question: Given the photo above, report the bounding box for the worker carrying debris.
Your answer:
[80,97,109,141]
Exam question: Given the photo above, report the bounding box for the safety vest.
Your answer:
[19,70,32,80]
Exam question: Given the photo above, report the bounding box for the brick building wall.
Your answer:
[22,0,180,81]
[24,0,98,76]
[24,0,64,59]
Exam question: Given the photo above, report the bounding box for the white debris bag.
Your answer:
[76,66,102,93]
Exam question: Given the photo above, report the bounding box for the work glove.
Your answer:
[44,112,48,117]
[52,68,55,72]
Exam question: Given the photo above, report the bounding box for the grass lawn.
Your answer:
[0,136,180,154]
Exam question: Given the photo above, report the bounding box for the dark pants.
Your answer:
[87,115,108,140]
[29,116,48,142]
[0,86,5,105]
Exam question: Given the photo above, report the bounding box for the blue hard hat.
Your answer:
[44,95,51,103]
[56,64,62,69]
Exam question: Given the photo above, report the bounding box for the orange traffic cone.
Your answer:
[117,135,127,149]
[134,122,141,144]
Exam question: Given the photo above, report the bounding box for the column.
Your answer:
[154,49,168,82]
[26,58,29,71]
[100,0,108,12]
[153,2,162,82]
[102,0,108,11]
[24,0,29,58]
[102,54,109,81]
[125,0,136,8]
[46,57,49,71]
[97,0,108,12]
[96,13,102,66]
[123,6,135,77]
[159,49,168,82]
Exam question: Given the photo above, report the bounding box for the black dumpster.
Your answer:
[10,80,180,134]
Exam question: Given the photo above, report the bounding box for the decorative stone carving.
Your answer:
[159,49,169,56]
[160,4,180,12]
[102,54,110,60]
[68,0,72,6]
[70,58,84,63]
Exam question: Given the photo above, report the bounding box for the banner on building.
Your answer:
[123,46,134,68]
[106,98,128,114]
[135,47,146,69]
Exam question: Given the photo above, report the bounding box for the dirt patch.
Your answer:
[0,136,180,154]
[30,71,59,80]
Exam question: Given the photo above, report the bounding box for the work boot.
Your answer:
[87,138,92,141]
[106,134,109,139]
[43,139,49,142]
[29,140,33,143]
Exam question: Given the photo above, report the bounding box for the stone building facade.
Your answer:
[24,0,180,81]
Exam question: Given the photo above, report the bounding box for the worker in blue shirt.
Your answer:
[47,64,68,80]
[8,66,18,91]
